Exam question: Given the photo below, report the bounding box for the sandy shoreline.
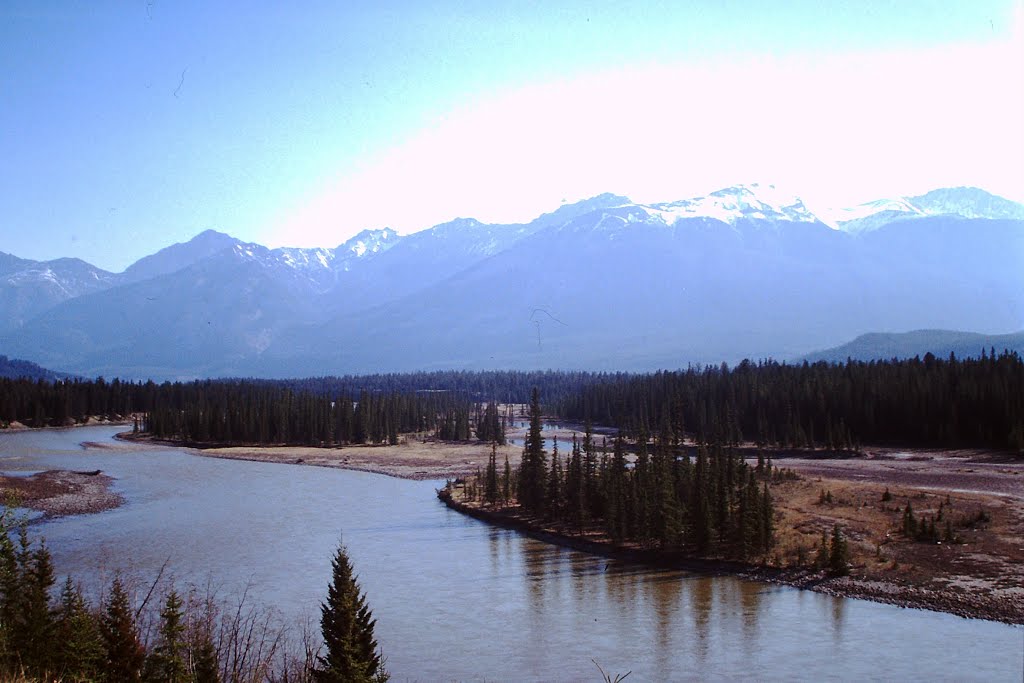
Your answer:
[120,432,522,480]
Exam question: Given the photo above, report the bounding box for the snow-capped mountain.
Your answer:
[820,186,1024,232]
[336,228,400,263]
[646,183,821,225]
[1,185,1020,379]
[0,255,116,333]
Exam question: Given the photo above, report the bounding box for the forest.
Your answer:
[554,350,1024,451]
[1,350,1021,451]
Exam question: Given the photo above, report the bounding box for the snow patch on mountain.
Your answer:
[339,227,400,259]
[645,184,821,226]
[819,187,1024,232]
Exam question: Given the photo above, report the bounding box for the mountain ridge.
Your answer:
[1,185,1020,380]
[800,329,1024,363]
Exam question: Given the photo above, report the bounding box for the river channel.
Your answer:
[2,426,1021,681]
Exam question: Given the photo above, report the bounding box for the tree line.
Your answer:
[553,351,1024,451]
[3,351,1022,451]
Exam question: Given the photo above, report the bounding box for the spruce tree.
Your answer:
[315,544,387,683]
[501,453,512,504]
[101,576,145,683]
[18,540,57,676]
[829,525,850,576]
[484,443,499,506]
[546,438,563,520]
[815,530,829,569]
[55,576,103,681]
[190,624,219,683]
[517,388,547,513]
[566,435,587,534]
[144,590,187,683]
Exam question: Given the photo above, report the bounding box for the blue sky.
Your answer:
[2,0,1022,271]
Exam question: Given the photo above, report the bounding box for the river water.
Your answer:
[2,426,1021,681]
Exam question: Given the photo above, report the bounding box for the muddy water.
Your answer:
[2,426,1021,681]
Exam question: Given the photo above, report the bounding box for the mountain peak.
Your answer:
[825,186,1024,232]
[338,227,401,259]
[907,187,1024,220]
[648,183,819,225]
[122,229,242,281]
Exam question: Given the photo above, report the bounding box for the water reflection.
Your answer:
[832,591,847,643]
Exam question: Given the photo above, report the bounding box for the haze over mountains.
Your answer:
[1,185,1021,380]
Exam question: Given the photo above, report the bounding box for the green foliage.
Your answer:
[815,530,830,570]
[55,576,104,681]
[828,525,850,576]
[101,576,145,683]
[144,590,187,683]
[517,388,548,514]
[475,401,506,445]
[16,539,57,676]
[484,443,499,506]
[314,544,387,683]
[554,352,1024,451]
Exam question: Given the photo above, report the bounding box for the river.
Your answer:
[2,426,1021,681]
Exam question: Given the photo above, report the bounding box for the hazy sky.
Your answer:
[2,1,1022,271]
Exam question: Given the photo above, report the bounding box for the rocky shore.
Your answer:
[0,469,123,518]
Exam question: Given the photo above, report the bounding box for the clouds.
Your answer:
[269,31,1024,248]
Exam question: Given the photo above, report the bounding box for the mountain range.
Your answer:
[1,184,1021,380]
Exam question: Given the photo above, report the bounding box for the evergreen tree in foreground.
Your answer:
[101,576,145,683]
[315,544,387,683]
[55,576,103,681]
[144,590,187,683]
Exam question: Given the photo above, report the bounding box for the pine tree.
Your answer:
[315,544,387,683]
[546,438,563,519]
[144,590,187,683]
[54,576,103,681]
[566,435,587,534]
[633,427,652,545]
[501,453,512,504]
[815,530,829,569]
[517,388,547,513]
[101,576,145,683]
[190,622,219,683]
[484,443,499,506]
[829,525,850,576]
[18,540,57,675]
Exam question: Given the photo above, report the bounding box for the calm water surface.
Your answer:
[2,426,1021,681]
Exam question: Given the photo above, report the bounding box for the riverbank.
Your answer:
[438,475,1024,625]
[119,430,1024,623]
[119,432,521,480]
[0,469,123,518]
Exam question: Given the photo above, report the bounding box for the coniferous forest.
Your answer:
[2,350,1021,451]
